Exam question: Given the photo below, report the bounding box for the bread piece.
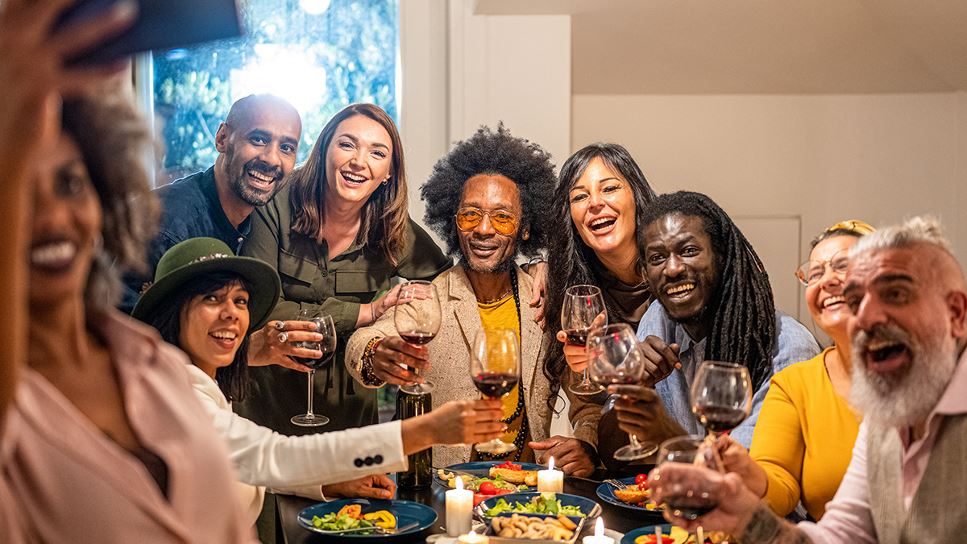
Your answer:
[613,486,650,504]
[489,467,539,486]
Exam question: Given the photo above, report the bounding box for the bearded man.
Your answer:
[647,215,967,543]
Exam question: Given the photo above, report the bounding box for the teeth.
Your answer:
[210,331,237,340]
[30,241,76,266]
[589,217,615,228]
[248,169,274,183]
[867,340,901,352]
[823,296,845,308]
[341,171,366,183]
[666,282,695,295]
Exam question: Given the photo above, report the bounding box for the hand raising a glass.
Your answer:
[587,323,658,460]
[394,280,441,394]
[559,284,607,395]
[690,361,752,471]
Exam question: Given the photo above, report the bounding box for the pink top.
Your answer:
[0,311,255,543]
[799,346,967,543]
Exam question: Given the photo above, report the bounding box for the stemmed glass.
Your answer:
[561,284,607,395]
[470,328,520,455]
[587,323,658,460]
[290,311,337,427]
[657,435,719,521]
[394,280,442,395]
[689,360,752,471]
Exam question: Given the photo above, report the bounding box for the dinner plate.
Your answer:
[622,524,709,544]
[297,498,437,541]
[595,476,664,521]
[433,461,544,488]
[475,491,601,521]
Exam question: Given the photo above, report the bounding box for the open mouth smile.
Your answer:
[863,338,910,373]
[588,216,617,233]
[340,170,368,187]
[665,282,696,298]
[822,295,846,310]
[30,240,78,272]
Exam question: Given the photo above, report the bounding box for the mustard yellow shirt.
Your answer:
[750,347,861,520]
[475,294,532,460]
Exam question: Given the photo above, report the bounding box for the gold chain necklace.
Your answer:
[477,289,512,305]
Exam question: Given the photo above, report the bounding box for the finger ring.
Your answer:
[274,321,285,331]
[278,332,289,343]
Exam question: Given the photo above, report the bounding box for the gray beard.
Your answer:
[849,325,957,428]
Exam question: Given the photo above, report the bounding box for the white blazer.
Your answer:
[186,365,407,525]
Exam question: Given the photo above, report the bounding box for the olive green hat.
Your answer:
[132,237,280,331]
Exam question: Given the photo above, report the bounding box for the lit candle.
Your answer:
[537,456,564,493]
[458,529,490,544]
[697,526,705,543]
[446,476,473,536]
[582,517,614,544]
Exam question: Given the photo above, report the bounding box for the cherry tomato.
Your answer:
[478,482,498,495]
[496,461,522,470]
[642,534,674,544]
[635,473,648,485]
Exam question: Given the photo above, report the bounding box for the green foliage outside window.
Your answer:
[153,0,399,181]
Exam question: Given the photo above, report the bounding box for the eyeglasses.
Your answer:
[822,219,875,237]
[455,207,518,235]
[795,249,850,286]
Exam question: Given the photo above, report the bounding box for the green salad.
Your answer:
[484,493,585,517]
[311,512,376,534]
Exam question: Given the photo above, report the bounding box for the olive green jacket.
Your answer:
[235,184,451,435]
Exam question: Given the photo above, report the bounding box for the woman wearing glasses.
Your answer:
[720,220,874,520]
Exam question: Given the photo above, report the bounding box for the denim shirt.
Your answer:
[632,303,820,448]
[120,167,251,314]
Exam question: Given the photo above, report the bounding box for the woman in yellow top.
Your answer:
[723,219,874,520]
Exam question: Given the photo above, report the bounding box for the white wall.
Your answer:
[573,92,967,330]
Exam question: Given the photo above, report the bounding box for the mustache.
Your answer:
[245,159,283,180]
[853,323,912,353]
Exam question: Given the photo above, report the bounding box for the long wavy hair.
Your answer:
[61,94,159,316]
[541,143,657,409]
[288,103,408,265]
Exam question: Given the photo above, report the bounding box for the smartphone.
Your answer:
[55,0,243,66]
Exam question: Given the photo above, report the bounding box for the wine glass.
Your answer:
[290,312,337,427]
[394,280,442,394]
[469,328,520,455]
[561,284,608,395]
[587,323,658,460]
[656,435,719,521]
[690,360,752,472]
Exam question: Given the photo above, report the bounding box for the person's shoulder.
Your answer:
[771,349,827,386]
[637,302,673,338]
[155,169,209,202]
[771,311,821,369]
[774,311,819,345]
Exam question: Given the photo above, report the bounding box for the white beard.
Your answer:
[850,324,958,428]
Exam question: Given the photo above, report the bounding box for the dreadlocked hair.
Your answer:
[641,191,776,391]
[541,143,657,412]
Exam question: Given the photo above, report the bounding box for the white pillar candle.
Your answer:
[537,456,564,493]
[446,476,473,536]
[582,517,615,544]
[458,529,490,544]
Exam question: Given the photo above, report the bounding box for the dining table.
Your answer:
[277,467,665,543]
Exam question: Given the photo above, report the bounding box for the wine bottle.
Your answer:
[396,387,432,489]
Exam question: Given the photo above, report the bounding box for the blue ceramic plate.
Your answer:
[433,461,544,488]
[475,491,601,521]
[595,476,664,521]
[297,498,437,542]
[622,524,674,544]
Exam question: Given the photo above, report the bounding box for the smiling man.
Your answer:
[598,191,819,463]
[121,94,301,314]
[645,215,967,543]
[346,125,597,475]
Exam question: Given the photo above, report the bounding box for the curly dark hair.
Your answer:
[62,94,159,315]
[640,191,776,391]
[420,124,556,259]
[541,143,657,409]
[145,272,252,402]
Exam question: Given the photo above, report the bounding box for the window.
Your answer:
[150,0,399,183]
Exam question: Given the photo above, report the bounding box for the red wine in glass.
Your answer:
[591,372,638,386]
[694,405,748,434]
[472,371,519,398]
[399,331,435,346]
[564,328,589,347]
[296,347,335,370]
[665,503,716,521]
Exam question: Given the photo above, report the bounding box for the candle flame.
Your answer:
[595,517,604,536]
[548,456,555,471]
[456,476,464,491]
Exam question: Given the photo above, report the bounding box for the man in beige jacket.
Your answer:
[346,125,598,475]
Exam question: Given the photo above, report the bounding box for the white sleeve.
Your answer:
[194,388,408,489]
